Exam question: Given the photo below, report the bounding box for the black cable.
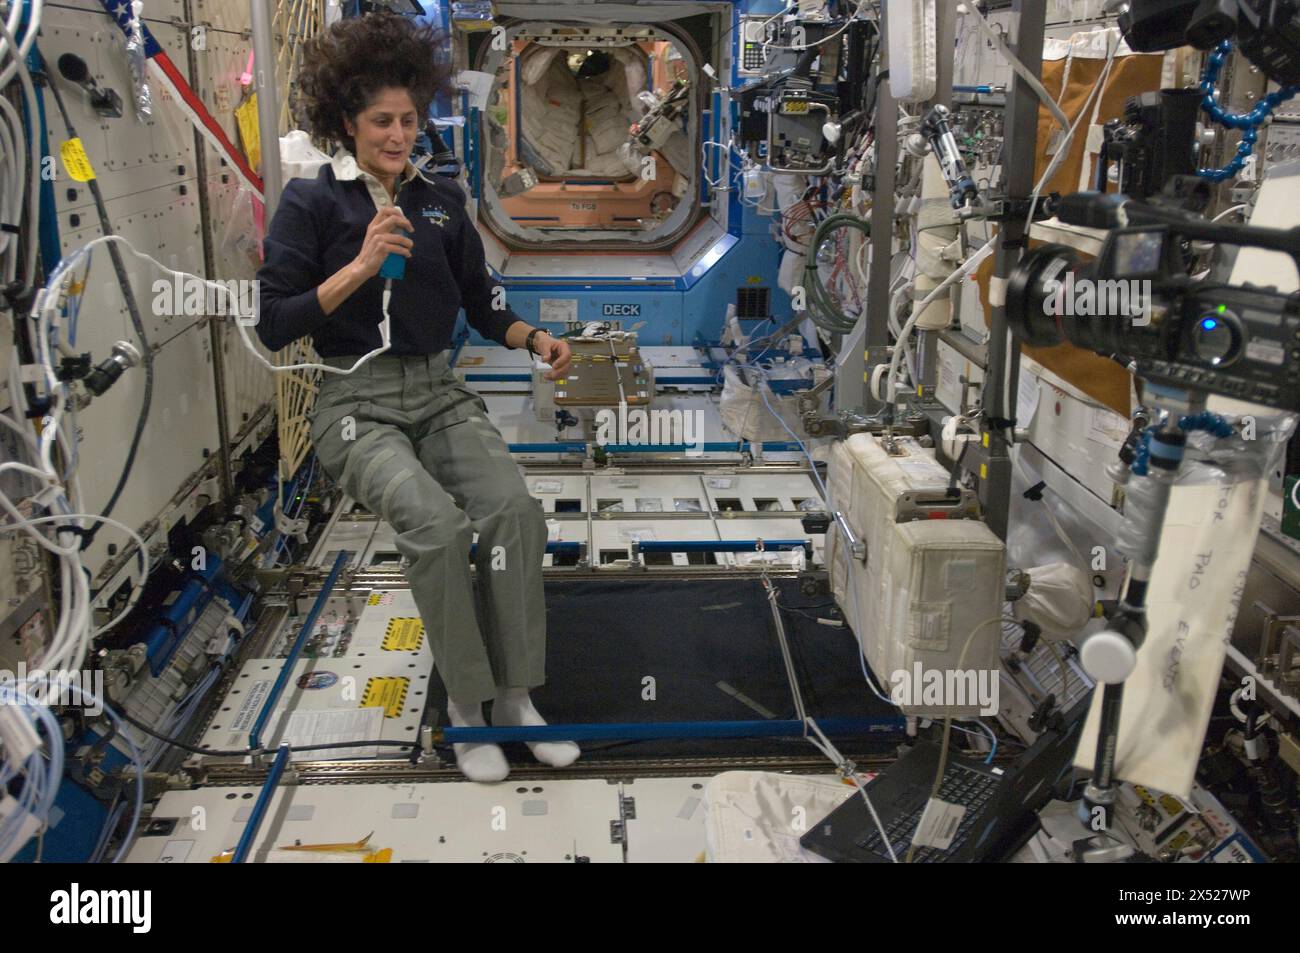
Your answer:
[89,714,118,759]
[287,739,417,753]
[111,703,244,756]
[36,48,154,549]
[792,43,820,80]
[775,599,840,625]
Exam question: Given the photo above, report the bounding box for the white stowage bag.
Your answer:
[718,363,816,443]
[572,71,638,177]
[1013,562,1095,642]
[519,55,582,174]
[607,45,647,109]
[658,130,691,178]
[517,49,645,179]
[704,772,852,862]
[887,0,937,102]
[520,43,562,85]
[583,84,629,155]
[280,130,330,182]
[1074,409,1297,799]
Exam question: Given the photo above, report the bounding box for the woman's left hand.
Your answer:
[536,334,572,381]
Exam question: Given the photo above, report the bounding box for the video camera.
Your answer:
[1006,187,1300,411]
[1116,0,1300,84]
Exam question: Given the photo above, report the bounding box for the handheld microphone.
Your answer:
[379,229,412,280]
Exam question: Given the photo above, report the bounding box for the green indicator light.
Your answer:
[1217,304,1227,314]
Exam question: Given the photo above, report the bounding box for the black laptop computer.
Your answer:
[801,697,1091,863]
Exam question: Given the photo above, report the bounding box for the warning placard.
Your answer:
[382,617,424,651]
[361,677,409,719]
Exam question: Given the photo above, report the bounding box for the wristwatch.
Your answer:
[525,327,545,356]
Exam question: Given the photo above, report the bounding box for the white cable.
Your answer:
[803,715,900,863]
[886,237,996,404]
[1229,687,1273,729]
[40,233,392,376]
[1212,204,1248,222]
[0,260,149,672]
[0,513,151,637]
[0,682,61,862]
[0,0,41,88]
[6,679,145,863]
[0,9,42,293]
[0,92,23,268]
[761,2,872,53]
[1023,29,1119,233]
[960,1,1070,133]
[702,139,734,193]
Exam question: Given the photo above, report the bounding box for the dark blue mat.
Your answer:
[431,576,902,761]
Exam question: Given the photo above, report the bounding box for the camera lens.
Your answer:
[1007,243,1149,357]
[1007,244,1089,346]
[1187,308,1241,366]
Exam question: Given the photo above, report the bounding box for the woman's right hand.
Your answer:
[352,206,415,280]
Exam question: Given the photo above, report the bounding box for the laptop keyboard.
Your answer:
[855,761,1000,862]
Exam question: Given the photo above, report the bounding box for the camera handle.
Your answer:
[1055,190,1300,275]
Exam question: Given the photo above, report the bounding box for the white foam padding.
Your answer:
[887,0,937,102]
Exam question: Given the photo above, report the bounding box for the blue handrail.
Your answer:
[232,743,291,864]
[248,550,350,750]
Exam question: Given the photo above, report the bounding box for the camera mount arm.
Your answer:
[918,104,979,210]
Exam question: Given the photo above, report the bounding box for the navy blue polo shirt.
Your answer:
[255,153,519,356]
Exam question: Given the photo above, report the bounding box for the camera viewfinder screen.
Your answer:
[1111,230,1164,277]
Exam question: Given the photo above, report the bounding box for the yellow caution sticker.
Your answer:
[982,433,990,448]
[979,463,988,480]
[367,593,383,606]
[60,139,96,182]
[362,676,409,718]
[382,617,424,651]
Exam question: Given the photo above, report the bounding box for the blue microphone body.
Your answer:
[379,229,413,280]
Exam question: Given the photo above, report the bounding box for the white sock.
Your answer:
[491,688,580,768]
[447,697,509,782]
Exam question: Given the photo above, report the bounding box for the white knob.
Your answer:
[1080,630,1137,684]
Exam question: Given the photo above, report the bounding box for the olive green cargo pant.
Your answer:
[310,352,547,702]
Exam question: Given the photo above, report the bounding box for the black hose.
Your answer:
[792,44,820,80]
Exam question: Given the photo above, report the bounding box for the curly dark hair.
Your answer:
[295,13,452,152]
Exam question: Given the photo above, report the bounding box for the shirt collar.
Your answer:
[331,148,431,204]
